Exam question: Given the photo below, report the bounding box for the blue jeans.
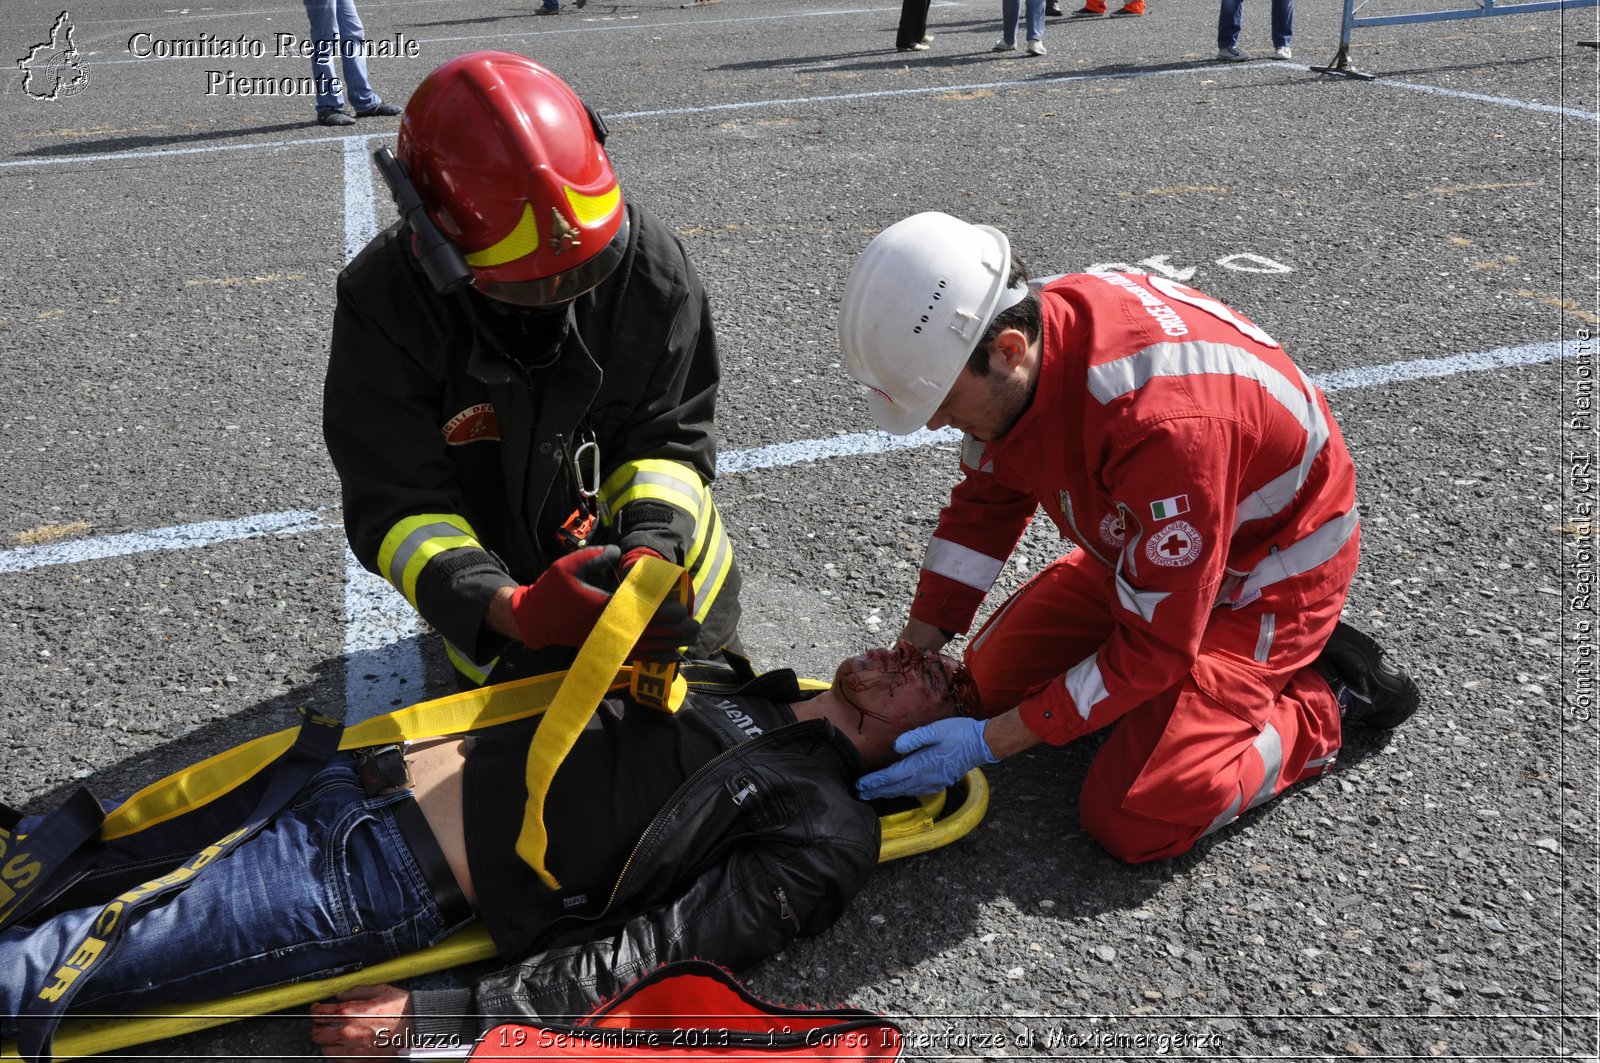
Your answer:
[1218,0,1292,48]
[303,0,381,112]
[1001,0,1046,43]
[0,760,462,1038]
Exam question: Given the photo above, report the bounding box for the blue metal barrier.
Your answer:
[1310,0,1600,77]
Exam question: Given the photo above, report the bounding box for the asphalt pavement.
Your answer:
[1,0,1597,1057]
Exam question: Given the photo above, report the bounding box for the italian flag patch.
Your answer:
[1150,494,1190,520]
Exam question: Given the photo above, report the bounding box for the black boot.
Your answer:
[1316,622,1421,730]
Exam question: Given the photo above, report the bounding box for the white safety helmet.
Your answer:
[839,211,1030,435]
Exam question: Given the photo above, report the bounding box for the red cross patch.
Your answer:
[1099,512,1126,549]
[1145,520,1203,568]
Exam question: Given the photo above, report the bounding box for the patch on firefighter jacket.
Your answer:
[1145,520,1202,567]
[442,403,501,445]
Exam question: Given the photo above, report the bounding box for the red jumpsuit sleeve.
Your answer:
[1017,415,1240,744]
[909,444,1037,635]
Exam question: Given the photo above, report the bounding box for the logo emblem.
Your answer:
[442,403,501,445]
[1098,512,1125,549]
[18,12,89,100]
[1145,520,1202,567]
[549,209,582,255]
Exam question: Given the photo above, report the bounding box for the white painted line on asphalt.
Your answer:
[0,133,374,170]
[1312,339,1579,392]
[0,510,338,573]
[0,336,1578,710]
[1374,78,1600,123]
[1,338,1579,575]
[608,64,1238,121]
[339,137,423,721]
[718,426,960,474]
[343,136,379,263]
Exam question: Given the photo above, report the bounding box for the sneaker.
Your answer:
[1025,38,1047,54]
[1273,44,1292,59]
[992,38,1017,50]
[898,41,931,50]
[1109,5,1142,14]
[355,101,402,118]
[1071,5,1104,14]
[535,5,560,13]
[919,33,934,42]
[1046,0,1065,13]
[1216,44,1249,61]
[1316,622,1421,730]
[316,109,355,127]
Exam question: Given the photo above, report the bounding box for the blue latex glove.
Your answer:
[856,717,999,801]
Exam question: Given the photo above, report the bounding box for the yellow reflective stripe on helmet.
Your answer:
[564,183,622,227]
[464,203,541,269]
[378,514,483,608]
[597,459,706,523]
[685,499,733,623]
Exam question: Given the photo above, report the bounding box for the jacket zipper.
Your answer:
[1060,491,1113,568]
[773,885,800,931]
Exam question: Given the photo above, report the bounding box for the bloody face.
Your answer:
[832,641,977,729]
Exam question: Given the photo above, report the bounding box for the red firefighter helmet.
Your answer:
[398,51,628,306]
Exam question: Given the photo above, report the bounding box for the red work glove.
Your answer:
[510,545,699,662]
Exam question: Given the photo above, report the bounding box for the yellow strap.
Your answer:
[515,556,684,891]
[627,570,691,712]
[102,730,298,842]
[100,670,631,842]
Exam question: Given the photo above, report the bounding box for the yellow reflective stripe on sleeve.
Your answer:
[598,459,706,524]
[444,641,498,687]
[377,514,483,608]
[516,557,685,891]
[686,498,734,623]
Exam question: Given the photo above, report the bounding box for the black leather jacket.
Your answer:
[414,698,880,1035]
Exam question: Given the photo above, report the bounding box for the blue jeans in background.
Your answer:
[0,760,461,1039]
[1001,0,1047,43]
[1218,0,1293,49]
[303,0,382,113]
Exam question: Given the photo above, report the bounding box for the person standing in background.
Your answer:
[1217,0,1293,60]
[1070,0,1144,18]
[994,0,1048,55]
[303,0,401,126]
[896,0,934,52]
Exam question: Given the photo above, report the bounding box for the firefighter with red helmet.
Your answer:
[840,212,1420,862]
[324,52,740,683]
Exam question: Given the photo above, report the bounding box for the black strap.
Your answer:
[0,788,107,933]
[15,709,343,1062]
[389,795,474,930]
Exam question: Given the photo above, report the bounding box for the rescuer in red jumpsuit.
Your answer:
[841,212,1419,862]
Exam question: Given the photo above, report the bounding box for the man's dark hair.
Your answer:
[967,254,1041,377]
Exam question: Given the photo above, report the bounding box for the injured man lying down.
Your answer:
[2,643,980,1060]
